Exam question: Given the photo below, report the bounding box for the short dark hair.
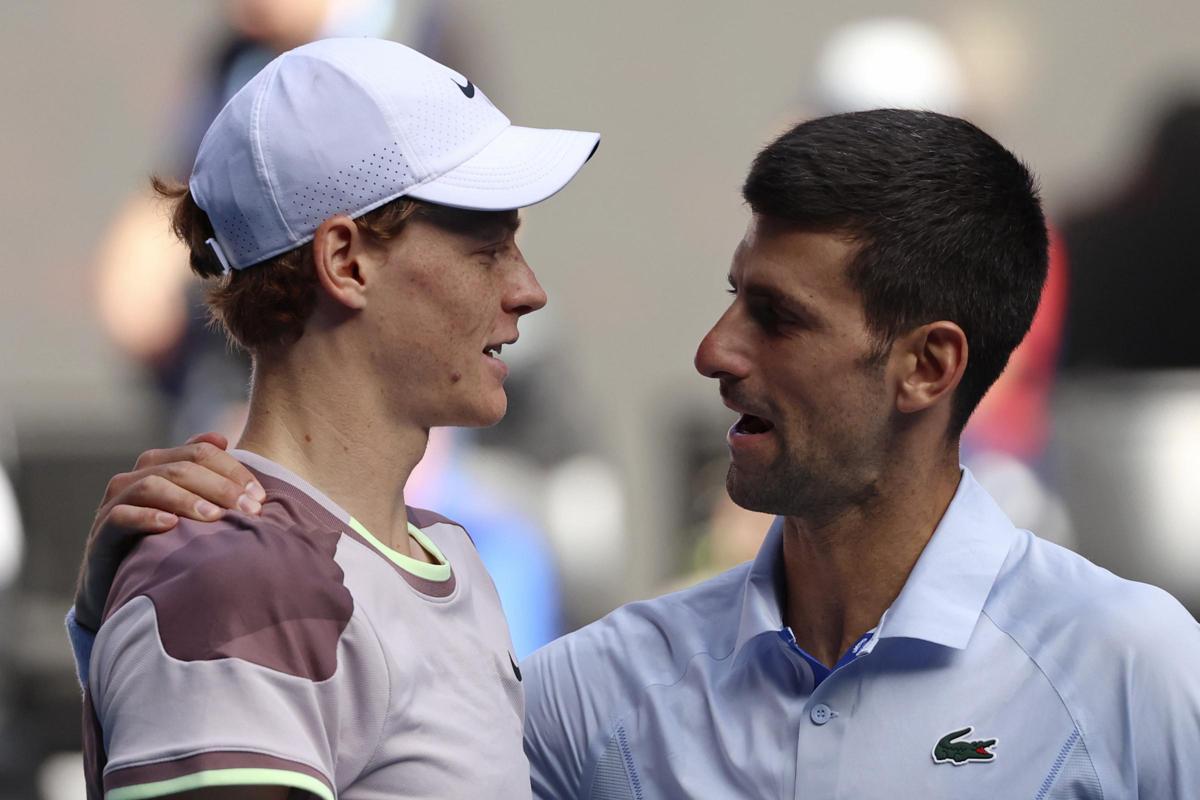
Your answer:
[743,109,1049,434]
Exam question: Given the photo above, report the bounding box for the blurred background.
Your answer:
[2,1,1198,797]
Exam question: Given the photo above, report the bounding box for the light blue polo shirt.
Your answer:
[524,469,1200,799]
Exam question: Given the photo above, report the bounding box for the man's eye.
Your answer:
[749,301,786,330]
[753,306,777,324]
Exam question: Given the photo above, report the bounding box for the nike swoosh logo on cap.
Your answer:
[452,77,476,98]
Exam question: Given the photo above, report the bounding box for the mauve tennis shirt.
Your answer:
[84,449,529,800]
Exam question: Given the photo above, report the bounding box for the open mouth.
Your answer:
[481,338,512,381]
[731,413,775,435]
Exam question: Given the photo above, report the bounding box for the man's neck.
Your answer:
[780,457,962,668]
[235,358,429,553]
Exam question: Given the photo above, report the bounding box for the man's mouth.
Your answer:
[731,413,775,435]
[482,336,516,381]
[483,334,517,359]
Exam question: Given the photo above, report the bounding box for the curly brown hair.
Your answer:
[152,177,422,355]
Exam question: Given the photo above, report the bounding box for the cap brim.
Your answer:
[405,125,600,211]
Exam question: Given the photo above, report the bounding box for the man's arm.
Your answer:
[1127,592,1200,797]
[525,629,633,800]
[87,510,367,800]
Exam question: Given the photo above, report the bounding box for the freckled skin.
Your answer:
[363,216,546,431]
[694,215,897,522]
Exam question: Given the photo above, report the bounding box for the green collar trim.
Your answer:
[349,517,452,582]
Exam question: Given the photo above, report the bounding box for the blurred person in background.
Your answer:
[1061,97,1200,371]
[1050,94,1200,617]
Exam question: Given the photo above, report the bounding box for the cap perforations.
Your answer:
[288,143,412,231]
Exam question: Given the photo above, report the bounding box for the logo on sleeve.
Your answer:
[932,727,998,765]
[509,652,522,682]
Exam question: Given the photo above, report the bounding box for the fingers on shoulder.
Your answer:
[106,503,178,533]
[115,472,224,522]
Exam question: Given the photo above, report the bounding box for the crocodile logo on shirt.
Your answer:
[932,727,998,765]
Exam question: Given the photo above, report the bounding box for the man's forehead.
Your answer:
[730,217,863,303]
[416,205,520,240]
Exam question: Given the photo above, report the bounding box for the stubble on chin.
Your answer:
[725,457,879,524]
[725,460,805,517]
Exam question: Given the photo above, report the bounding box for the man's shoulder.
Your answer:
[523,562,753,788]
[101,499,354,681]
[986,529,1199,672]
[529,561,752,693]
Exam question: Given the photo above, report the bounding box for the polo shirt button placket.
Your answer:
[795,696,843,799]
[809,703,836,725]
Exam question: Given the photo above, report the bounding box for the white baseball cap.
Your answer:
[190,37,600,271]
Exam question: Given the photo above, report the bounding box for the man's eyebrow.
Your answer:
[739,279,822,322]
[477,212,521,241]
[418,206,520,240]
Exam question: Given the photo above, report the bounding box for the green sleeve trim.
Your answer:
[349,517,452,582]
[106,767,333,800]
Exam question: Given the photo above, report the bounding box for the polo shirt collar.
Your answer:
[732,515,788,656]
[731,468,1018,659]
[876,468,1018,649]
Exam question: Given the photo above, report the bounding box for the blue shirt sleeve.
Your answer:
[64,605,96,688]
[524,637,597,800]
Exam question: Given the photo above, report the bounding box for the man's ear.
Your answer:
[894,321,968,415]
[311,214,371,310]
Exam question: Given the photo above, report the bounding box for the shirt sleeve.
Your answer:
[1127,591,1200,798]
[89,517,387,800]
[523,639,593,800]
[524,601,681,800]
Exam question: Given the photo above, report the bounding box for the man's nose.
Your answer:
[508,261,548,316]
[694,308,750,381]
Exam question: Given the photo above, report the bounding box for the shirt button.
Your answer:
[810,703,834,725]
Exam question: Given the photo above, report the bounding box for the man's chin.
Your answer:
[436,392,507,429]
[466,401,507,429]
[725,467,789,516]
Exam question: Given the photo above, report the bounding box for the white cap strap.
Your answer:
[205,237,234,274]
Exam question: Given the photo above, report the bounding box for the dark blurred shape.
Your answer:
[1062,97,1200,370]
